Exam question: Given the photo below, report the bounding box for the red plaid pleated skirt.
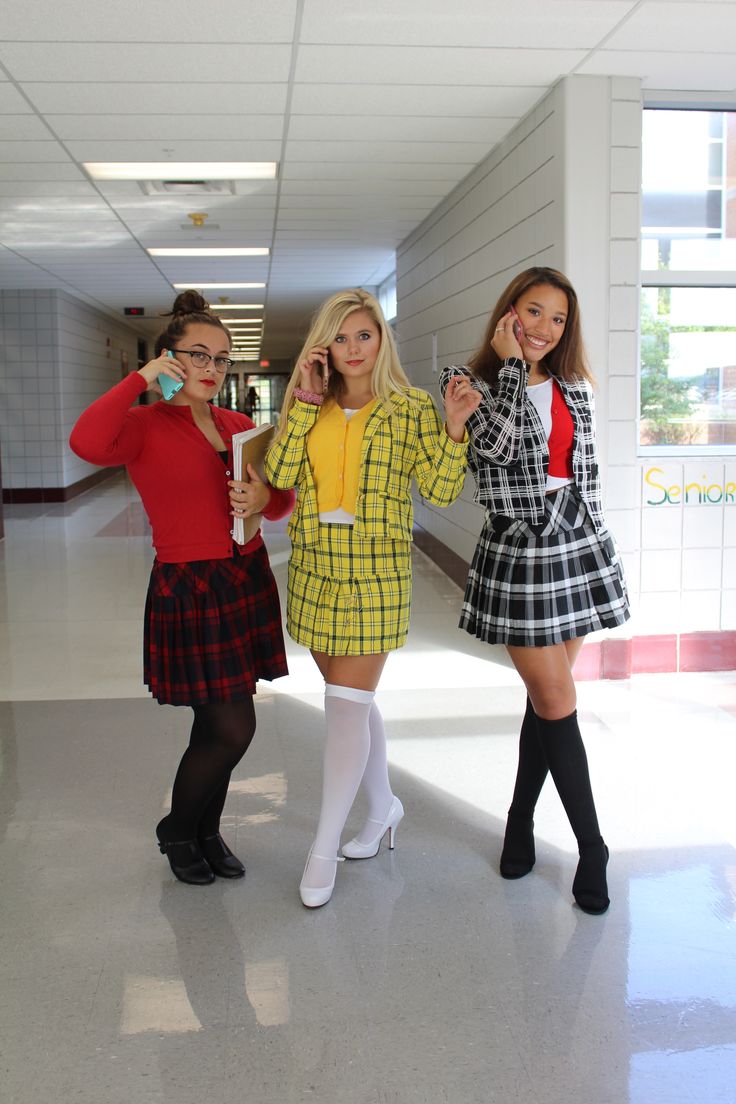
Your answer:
[143,544,288,706]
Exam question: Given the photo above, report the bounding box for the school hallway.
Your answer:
[1,472,735,1104]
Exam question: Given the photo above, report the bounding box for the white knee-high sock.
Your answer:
[351,702,394,844]
[304,684,374,889]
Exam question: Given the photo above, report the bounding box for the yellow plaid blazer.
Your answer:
[265,389,468,549]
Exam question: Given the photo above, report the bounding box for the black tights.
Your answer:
[163,700,256,841]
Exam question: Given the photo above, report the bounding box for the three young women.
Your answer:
[440,267,629,915]
[70,291,293,886]
[265,288,480,907]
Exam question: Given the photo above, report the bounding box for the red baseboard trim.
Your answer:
[2,468,115,504]
[413,523,736,678]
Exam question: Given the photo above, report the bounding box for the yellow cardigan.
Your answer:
[265,388,468,549]
[307,398,377,514]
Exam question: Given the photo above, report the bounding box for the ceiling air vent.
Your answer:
[140,180,236,196]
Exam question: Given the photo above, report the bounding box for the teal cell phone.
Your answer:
[158,351,184,400]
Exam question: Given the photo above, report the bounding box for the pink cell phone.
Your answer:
[510,308,522,342]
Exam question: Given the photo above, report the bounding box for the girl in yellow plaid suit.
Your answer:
[266,289,480,907]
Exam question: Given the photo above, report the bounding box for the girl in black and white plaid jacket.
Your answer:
[440,266,629,916]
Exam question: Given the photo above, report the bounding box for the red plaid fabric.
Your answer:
[143,545,288,705]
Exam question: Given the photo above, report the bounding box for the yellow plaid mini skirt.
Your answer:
[287,524,412,656]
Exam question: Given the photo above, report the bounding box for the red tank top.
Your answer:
[548,379,574,478]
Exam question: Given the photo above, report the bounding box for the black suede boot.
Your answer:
[500,813,536,878]
[572,839,610,914]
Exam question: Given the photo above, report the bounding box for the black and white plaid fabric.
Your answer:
[461,483,630,647]
[439,362,606,533]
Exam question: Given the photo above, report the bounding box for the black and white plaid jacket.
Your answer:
[439,359,607,535]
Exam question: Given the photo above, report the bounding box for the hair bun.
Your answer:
[171,289,209,316]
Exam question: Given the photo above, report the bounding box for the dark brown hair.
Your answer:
[154,290,231,356]
[468,266,593,388]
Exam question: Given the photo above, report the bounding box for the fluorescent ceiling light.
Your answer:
[84,161,277,181]
[210,303,263,310]
[173,283,265,290]
[149,247,268,258]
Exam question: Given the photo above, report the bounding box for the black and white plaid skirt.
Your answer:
[461,483,629,647]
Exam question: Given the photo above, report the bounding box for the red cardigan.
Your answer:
[70,372,294,563]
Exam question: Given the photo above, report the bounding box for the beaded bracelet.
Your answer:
[294,387,324,406]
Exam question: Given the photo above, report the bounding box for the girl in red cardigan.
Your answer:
[70,291,294,886]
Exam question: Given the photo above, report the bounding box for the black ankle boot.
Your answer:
[500,812,536,878]
[572,839,609,914]
[156,819,215,885]
[198,833,245,879]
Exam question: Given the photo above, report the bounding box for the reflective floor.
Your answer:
[1,474,735,1104]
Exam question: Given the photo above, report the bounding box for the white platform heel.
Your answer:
[299,845,344,908]
[342,797,404,860]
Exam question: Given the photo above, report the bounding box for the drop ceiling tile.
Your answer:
[0,44,292,83]
[578,50,736,91]
[0,182,98,197]
[287,115,513,143]
[0,116,55,140]
[0,84,34,112]
[301,0,633,49]
[290,83,544,117]
[284,140,491,163]
[49,115,284,141]
[602,3,736,52]
[0,141,71,162]
[278,195,436,210]
[0,164,86,181]
[63,139,282,161]
[280,179,451,197]
[294,45,585,86]
[1,0,297,40]
[282,162,472,180]
[21,82,289,115]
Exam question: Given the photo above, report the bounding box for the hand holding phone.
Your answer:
[158,350,184,401]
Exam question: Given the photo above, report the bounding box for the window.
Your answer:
[640,109,736,451]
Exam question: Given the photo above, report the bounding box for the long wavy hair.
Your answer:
[468,267,593,388]
[274,288,410,439]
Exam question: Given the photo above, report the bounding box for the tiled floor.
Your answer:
[1,473,735,1103]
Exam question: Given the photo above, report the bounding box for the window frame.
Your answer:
[638,105,736,458]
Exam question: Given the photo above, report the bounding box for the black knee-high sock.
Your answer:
[534,710,601,848]
[163,700,256,840]
[508,697,548,818]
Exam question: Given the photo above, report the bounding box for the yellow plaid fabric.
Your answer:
[265,389,468,549]
[265,387,468,656]
[287,525,411,655]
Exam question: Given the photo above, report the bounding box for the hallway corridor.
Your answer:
[1,474,735,1104]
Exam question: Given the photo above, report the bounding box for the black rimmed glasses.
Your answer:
[172,349,235,373]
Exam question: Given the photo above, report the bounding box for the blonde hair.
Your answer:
[274,288,410,439]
